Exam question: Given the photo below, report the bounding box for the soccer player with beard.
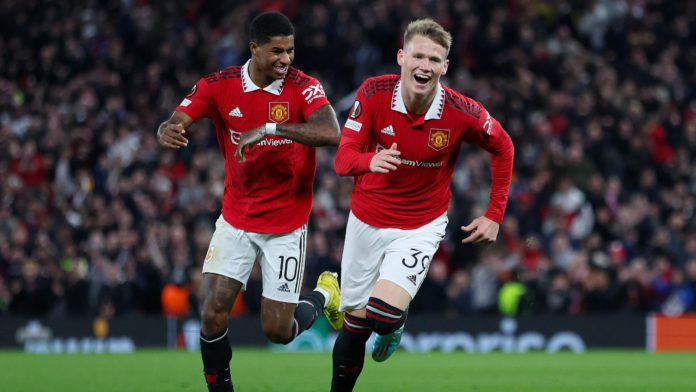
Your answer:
[331,18,514,391]
[157,12,343,392]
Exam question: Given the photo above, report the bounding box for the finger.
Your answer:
[170,132,189,143]
[389,142,398,150]
[380,162,397,171]
[385,156,401,165]
[162,134,187,147]
[372,166,389,173]
[461,223,476,232]
[172,138,188,147]
[165,132,188,145]
[383,149,401,157]
[168,123,186,134]
[242,144,253,160]
[170,136,188,147]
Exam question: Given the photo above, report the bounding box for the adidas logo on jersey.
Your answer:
[277,283,291,293]
[381,125,395,136]
[228,107,243,117]
[406,275,417,285]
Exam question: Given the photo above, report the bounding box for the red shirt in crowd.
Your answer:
[334,75,514,229]
[177,60,330,233]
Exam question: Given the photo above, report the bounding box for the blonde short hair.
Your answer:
[404,18,452,55]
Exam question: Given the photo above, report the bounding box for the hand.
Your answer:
[235,126,266,162]
[157,123,188,149]
[461,216,499,244]
[370,142,401,173]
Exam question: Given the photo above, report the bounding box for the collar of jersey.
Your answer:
[391,79,445,121]
[241,59,285,95]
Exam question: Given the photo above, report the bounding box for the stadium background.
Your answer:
[1,0,696,350]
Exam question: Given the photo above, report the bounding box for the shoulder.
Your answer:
[201,66,243,85]
[358,75,400,100]
[443,85,483,120]
[285,66,313,88]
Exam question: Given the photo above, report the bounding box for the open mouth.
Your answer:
[414,73,431,85]
[274,65,288,75]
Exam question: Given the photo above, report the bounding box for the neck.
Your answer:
[402,88,436,115]
[249,59,274,88]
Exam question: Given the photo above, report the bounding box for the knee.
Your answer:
[263,323,294,345]
[201,303,228,334]
[366,298,405,335]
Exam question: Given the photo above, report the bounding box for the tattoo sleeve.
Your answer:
[275,105,341,146]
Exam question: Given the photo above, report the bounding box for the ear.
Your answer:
[249,41,258,56]
[397,49,404,67]
[442,58,449,75]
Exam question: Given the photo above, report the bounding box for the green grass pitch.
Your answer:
[1,349,694,391]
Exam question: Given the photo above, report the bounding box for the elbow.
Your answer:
[325,128,341,146]
[314,128,340,147]
[333,153,349,176]
[334,162,348,176]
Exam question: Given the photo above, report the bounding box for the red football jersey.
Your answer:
[334,75,514,229]
[176,60,330,233]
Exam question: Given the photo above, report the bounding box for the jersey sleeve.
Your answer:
[463,102,515,224]
[175,77,216,121]
[300,77,331,120]
[334,81,376,176]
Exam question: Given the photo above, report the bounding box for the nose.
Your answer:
[417,58,432,73]
[279,51,291,65]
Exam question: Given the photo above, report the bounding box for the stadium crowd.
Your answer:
[1,0,695,319]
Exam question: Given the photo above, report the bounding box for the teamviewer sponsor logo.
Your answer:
[256,138,293,147]
[229,129,292,147]
[375,144,443,168]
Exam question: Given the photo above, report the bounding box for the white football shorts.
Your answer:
[339,211,448,311]
[202,215,307,303]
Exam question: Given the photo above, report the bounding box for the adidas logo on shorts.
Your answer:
[406,275,417,285]
[277,283,291,293]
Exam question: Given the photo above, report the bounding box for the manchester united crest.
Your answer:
[269,102,289,124]
[428,128,450,151]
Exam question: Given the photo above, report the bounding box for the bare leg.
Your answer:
[260,298,297,344]
[199,273,242,392]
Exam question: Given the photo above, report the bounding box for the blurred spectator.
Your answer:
[445,269,472,315]
[546,271,572,314]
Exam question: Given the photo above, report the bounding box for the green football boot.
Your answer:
[371,324,405,362]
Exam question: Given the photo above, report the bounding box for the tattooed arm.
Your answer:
[276,104,341,146]
[236,105,340,161]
